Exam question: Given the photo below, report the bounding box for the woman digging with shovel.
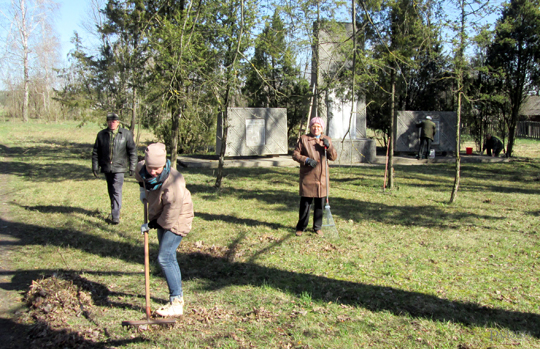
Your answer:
[136,143,194,317]
[293,117,337,237]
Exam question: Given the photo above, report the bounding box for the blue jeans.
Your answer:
[157,229,183,301]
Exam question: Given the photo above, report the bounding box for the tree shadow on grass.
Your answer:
[20,204,102,216]
[0,316,147,348]
[1,216,538,339]
[0,159,97,182]
[195,212,288,231]
[0,141,142,182]
[188,184,504,230]
[396,163,540,195]
[330,197,505,229]
[179,250,540,338]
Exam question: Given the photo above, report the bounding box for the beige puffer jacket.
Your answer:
[135,161,194,236]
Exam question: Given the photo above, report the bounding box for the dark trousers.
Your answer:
[486,147,502,157]
[296,197,325,232]
[105,172,124,220]
[418,137,432,159]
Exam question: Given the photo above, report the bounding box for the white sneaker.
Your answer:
[155,297,184,317]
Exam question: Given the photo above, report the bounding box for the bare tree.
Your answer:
[1,0,59,121]
[79,0,107,56]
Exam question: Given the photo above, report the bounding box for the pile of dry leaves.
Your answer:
[17,273,103,348]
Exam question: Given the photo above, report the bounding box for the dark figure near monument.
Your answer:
[416,116,437,159]
[483,134,504,157]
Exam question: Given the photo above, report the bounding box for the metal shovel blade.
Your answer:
[322,204,339,239]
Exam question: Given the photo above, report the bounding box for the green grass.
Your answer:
[1,120,539,348]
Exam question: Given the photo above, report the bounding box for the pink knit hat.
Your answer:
[145,143,167,167]
[309,117,325,131]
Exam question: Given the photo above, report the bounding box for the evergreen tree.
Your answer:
[146,0,216,167]
[242,9,310,143]
[485,0,540,157]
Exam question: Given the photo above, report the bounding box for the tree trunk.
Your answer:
[215,97,229,189]
[387,79,395,189]
[130,89,137,133]
[170,108,179,170]
[449,92,462,203]
[507,122,515,157]
[22,0,29,122]
[449,0,465,204]
[311,20,320,122]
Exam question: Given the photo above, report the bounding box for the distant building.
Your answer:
[517,96,540,139]
[519,95,540,122]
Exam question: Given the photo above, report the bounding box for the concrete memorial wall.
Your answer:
[396,111,457,154]
[216,108,288,157]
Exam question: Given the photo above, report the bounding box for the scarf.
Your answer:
[139,159,171,191]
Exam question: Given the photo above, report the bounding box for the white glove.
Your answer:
[139,187,146,204]
[141,223,149,234]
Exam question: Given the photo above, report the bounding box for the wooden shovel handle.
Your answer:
[143,200,151,319]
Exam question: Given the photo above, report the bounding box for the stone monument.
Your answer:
[312,21,376,163]
[216,107,288,157]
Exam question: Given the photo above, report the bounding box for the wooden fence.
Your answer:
[517,121,540,139]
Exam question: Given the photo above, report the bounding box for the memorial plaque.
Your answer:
[245,119,265,147]
[216,108,287,156]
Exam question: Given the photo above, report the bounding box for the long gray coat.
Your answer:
[292,134,337,198]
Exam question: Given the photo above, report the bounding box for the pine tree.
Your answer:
[486,0,540,157]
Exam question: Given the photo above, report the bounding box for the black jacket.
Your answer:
[92,127,137,173]
[483,136,504,152]
[416,119,437,141]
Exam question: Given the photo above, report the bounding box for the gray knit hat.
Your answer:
[145,143,167,167]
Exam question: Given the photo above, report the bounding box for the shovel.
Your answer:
[321,147,339,239]
[122,200,176,327]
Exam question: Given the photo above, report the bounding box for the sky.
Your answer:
[54,0,506,61]
[55,0,94,60]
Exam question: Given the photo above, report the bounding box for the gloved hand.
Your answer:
[148,219,161,230]
[323,138,330,149]
[139,187,146,204]
[306,158,318,168]
[93,170,98,178]
[141,223,149,234]
[129,170,134,176]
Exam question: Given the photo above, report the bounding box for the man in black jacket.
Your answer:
[92,113,137,224]
[416,115,437,159]
[483,134,504,157]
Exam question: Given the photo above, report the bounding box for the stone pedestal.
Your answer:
[331,138,376,164]
[327,94,367,140]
